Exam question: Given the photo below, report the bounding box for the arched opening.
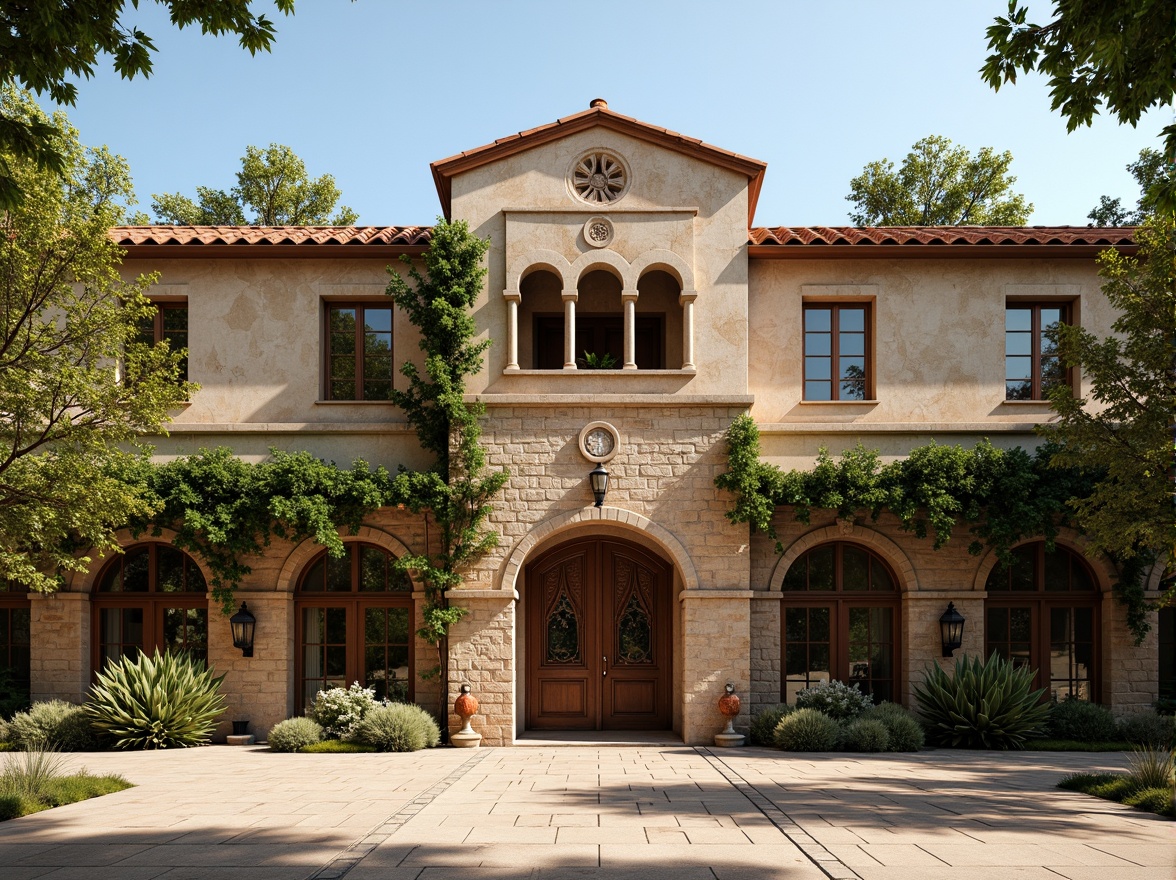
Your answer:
[779,541,900,703]
[984,541,1101,701]
[518,268,564,370]
[295,542,413,709]
[636,270,680,368]
[524,535,673,730]
[92,543,208,672]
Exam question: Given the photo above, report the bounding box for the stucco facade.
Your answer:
[8,101,1166,745]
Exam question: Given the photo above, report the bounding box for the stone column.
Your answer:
[622,289,638,370]
[680,291,697,370]
[504,291,520,371]
[562,288,578,369]
[680,591,752,743]
[445,590,517,746]
[29,592,91,704]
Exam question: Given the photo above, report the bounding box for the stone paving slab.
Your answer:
[0,744,1171,879]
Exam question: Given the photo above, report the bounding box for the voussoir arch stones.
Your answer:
[501,505,699,595]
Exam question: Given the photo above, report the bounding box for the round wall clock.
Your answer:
[578,421,620,463]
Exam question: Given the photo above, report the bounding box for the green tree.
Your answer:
[982,0,1176,212]
[0,0,293,210]
[384,219,508,718]
[149,144,358,225]
[1088,148,1175,225]
[1045,214,1176,607]
[0,88,192,592]
[846,135,1033,226]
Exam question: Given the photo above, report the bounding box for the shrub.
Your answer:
[774,708,839,751]
[1046,698,1118,742]
[1117,711,1175,748]
[865,702,924,752]
[85,651,226,749]
[840,717,890,752]
[0,748,131,821]
[749,705,792,746]
[914,652,1050,749]
[1122,786,1175,816]
[267,717,324,753]
[9,701,97,751]
[794,681,873,721]
[353,704,441,752]
[307,683,378,740]
[1126,746,1175,791]
[0,718,9,745]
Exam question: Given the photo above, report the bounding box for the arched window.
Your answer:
[93,544,208,671]
[296,543,413,709]
[0,580,31,711]
[780,542,899,703]
[985,542,1100,701]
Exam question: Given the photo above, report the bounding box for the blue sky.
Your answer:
[48,0,1169,227]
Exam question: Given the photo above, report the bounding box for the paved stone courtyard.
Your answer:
[0,745,1171,880]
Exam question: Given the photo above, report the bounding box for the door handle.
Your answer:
[603,655,608,677]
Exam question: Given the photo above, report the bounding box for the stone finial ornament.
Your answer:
[451,683,482,749]
[714,682,745,748]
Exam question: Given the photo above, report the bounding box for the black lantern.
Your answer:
[939,602,965,658]
[230,602,257,658]
[588,464,609,507]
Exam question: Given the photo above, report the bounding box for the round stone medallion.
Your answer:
[578,421,620,463]
[569,150,629,205]
[583,216,614,248]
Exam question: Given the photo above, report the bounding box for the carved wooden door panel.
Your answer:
[600,541,672,729]
[526,538,671,731]
[526,542,598,729]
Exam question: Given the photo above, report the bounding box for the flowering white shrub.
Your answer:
[308,682,378,740]
[794,680,873,721]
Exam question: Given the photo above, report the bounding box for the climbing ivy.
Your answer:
[715,414,1155,643]
[384,218,509,690]
[117,448,393,614]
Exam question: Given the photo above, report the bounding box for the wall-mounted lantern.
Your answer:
[230,602,257,658]
[589,464,609,507]
[939,602,965,658]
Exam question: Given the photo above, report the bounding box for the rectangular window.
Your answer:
[138,301,189,382]
[803,304,869,400]
[327,304,394,400]
[1005,303,1069,400]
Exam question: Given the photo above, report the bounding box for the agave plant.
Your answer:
[913,652,1050,749]
[85,651,226,749]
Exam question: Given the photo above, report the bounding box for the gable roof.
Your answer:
[111,225,432,258]
[749,226,1137,259]
[430,99,768,226]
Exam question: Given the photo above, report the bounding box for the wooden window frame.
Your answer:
[802,303,872,401]
[0,582,31,704]
[325,303,395,401]
[1004,301,1072,401]
[135,299,189,385]
[295,543,414,710]
[91,544,208,675]
[984,542,1101,701]
[780,542,900,703]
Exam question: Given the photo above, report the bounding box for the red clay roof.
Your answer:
[749,226,1136,258]
[110,225,1137,260]
[111,225,432,258]
[430,100,768,227]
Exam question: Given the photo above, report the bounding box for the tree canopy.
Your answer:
[145,143,358,225]
[846,135,1033,226]
[1087,148,1175,225]
[982,0,1176,212]
[1044,214,1176,607]
[0,0,294,211]
[0,88,192,592]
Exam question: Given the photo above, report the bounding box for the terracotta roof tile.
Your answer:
[749,226,1136,248]
[110,225,433,248]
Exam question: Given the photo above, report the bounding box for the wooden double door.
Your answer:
[526,538,672,730]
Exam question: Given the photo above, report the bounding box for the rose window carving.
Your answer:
[572,152,627,204]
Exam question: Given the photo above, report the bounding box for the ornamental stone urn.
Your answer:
[714,682,745,747]
[450,683,482,749]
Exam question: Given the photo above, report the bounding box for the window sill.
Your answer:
[314,400,396,405]
[998,400,1055,405]
[503,369,696,376]
[797,399,879,406]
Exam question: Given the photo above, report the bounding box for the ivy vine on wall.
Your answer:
[714,413,1155,643]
